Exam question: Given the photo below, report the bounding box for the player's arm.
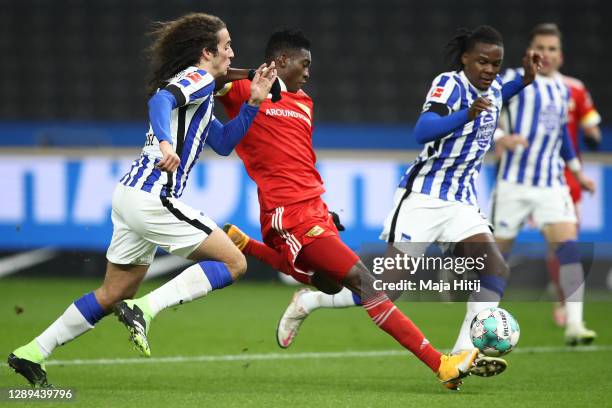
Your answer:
[214,68,251,91]
[583,125,602,150]
[560,124,595,193]
[216,64,282,102]
[413,98,490,144]
[501,50,542,103]
[207,65,277,156]
[147,90,180,172]
[577,87,603,150]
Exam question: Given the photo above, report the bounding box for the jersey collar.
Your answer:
[459,70,492,96]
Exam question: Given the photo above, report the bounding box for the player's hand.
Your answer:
[576,172,596,194]
[329,211,345,232]
[522,49,542,85]
[248,62,278,106]
[249,65,282,103]
[497,133,529,151]
[468,97,491,120]
[157,140,180,172]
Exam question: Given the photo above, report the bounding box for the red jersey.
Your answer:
[217,79,325,211]
[563,75,601,156]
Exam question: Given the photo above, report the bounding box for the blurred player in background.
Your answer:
[493,23,597,345]
[547,72,602,326]
[219,29,485,390]
[7,13,276,387]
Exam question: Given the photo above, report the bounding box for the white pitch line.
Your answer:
[40,345,612,367]
[0,248,57,278]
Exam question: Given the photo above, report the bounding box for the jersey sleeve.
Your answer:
[422,74,461,116]
[216,79,252,118]
[164,69,216,108]
[575,85,602,128]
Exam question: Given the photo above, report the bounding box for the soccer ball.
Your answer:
[470,307,520,357]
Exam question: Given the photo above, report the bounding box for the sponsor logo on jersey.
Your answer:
[186,72,203,83]
[476,113,496,149]
[306,225,324,237]
[431,87,444,98]
[541,103,561,133]
[265,108,311,126]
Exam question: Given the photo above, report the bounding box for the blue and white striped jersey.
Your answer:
[498,69,570,187]
[120,67,216,198]
[399,70,503,206]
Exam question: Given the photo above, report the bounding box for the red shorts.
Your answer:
[565,168,581,204]
[260,197,359,284]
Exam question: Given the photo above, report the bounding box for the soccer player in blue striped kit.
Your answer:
[493,23,596,345]
[7,13,277,388]
[274,26,541,390]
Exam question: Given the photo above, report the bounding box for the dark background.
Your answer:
[0,0,609,123]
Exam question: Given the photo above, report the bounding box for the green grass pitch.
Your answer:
[1,277,611,407]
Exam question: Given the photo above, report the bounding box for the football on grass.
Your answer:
[470,307,520,357]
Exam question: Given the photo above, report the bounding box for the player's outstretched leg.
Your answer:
[224,223,363,348]
[224,223,289,272]
[276,286,361,348]
[342,262,478,390]
[8,263,145,387]
[115,229,246,357]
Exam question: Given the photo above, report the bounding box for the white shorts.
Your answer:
[106,184,217,265]
[492,180,577,239]
[380,189,492,251]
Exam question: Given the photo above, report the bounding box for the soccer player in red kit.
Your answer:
[217,29,500,390]
[548,74,601,326]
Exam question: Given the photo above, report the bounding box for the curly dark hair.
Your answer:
[146,13,226,95]
[445,25,504,71]
[264,29,311,61]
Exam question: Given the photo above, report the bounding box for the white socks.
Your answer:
[145,263,213,317]
[299,287,358,313]
[559,262,585,327]
[452,287,500,353]
[35,304,93,359]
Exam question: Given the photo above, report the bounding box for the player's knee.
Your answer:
[227,252,247,281]
[311,272,343,294]
[96,284,136,309]
[342,260,376,296]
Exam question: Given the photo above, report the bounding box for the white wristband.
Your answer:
[567,158,581,173]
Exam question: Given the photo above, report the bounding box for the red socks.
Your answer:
[363,293,442,372]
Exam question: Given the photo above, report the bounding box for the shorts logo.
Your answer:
[431,87,444,98]
[306,225,325,237]
[400,233,412,242]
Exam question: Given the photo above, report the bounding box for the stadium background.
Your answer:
[1,1,611,405]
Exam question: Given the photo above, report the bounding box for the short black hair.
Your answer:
[265,29,311,61]
[530,23,562,43]
[446,25,504,71]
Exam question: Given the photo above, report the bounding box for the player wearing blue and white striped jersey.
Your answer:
[8,13,278,387]
[379,26,541,387]
[492,24,596,346]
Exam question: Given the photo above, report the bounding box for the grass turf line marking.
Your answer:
[35,345,612,367]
